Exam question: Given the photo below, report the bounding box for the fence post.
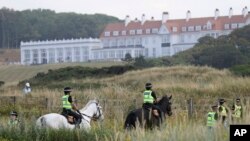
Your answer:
[12,96,16,108]
[45,98,49,110]
[187,98,193,119]
[133,99,137,109]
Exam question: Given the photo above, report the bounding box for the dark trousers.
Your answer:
[142,103,163,120]
[62,108,82,123]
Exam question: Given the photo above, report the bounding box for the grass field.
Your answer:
[0,65,249,141]
[0,61,124,86]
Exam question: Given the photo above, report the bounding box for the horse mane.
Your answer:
[80,99,98,111]
[157,95,169,105]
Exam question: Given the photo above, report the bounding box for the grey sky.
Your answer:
[0,0,249,20]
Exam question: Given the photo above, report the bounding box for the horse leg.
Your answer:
[124,112,136,130]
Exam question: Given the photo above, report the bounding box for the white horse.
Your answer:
[36,99,104,131]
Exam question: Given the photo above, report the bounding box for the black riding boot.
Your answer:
[75,118,81,128]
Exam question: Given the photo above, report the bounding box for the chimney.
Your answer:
[141,14,146,25]
[134,18,139,22]
[242,6,248,17]
[125,15,130,27]
[162,12,169,24]
[186,10,191,22]
[229,7,233,19]
[214,9,220,20]
[151,16,154,21]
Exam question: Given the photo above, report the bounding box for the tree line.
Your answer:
[0,7,120,48]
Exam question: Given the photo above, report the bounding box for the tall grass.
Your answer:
[0,66,250,141]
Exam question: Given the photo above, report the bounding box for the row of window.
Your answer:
[103,36,170,47]
[105,22,246,36]
[179,32,220,43]
[182,23,212,32]
[92,50,144,59]
[23,47,89,64]
[104,28,159,37]
[224,23,245,30]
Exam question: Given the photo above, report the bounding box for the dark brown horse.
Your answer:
[124,95,172,130]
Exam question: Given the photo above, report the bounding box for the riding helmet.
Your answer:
[219,98,226,103]
[64,87,72,92]
[10,111,18,116]
[145,82,152,89]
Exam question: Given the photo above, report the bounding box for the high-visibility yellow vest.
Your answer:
[8,119,19,126]
[143,90,154,104]
[219,105,227,117]
[233,105,242,118]
[207,112,216,127]
[62,95,72,109]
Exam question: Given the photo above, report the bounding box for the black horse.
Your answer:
[124,95,172,130]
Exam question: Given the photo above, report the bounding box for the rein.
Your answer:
[79,102,102,121]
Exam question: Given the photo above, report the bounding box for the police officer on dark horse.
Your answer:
[124,82,173,129]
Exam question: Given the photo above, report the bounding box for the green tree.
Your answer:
[123,53,133,63]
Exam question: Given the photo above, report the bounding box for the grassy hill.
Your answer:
[1,66,250,141]
[0,61,124,86]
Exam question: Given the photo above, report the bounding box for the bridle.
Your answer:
[80,102,103,121]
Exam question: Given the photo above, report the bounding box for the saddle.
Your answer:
[61,113,76,125]
[143,107,160,117]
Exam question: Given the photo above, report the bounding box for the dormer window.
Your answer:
[224,24,229,30]
[146,29,151,34]
[122,30,126,35]
[182,27,187,32]
[172,27,177,32]
[195,26,201,31]
[104,32,110,36]
[137,29,142,34]
[113,31,119,36]
[130,30,135,35]
[188,26,194,31]
[152,28,158,34]
[231,23,237,29]
[207,22,212,30]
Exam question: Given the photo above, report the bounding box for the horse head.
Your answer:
[92,100,104,121]
[79,100,104,122]
[157,95,172,116]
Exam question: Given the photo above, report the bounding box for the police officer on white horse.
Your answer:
[61,87,82,127]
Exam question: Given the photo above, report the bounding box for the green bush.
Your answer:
[19,65,135,88]
[230,64,250,76]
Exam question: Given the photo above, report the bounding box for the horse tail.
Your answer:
[124,111,136,130]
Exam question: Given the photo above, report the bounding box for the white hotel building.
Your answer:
[21,7,250,65]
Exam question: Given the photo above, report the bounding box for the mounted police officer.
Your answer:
[62,87,82,127]
[142,83,162,123]
[231,97,243,123]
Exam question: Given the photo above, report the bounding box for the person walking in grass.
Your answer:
[218,99,229,128]
[207,105,218,129]
[231,97,243,124]
[23,82,31,95]
[8,111,20,127]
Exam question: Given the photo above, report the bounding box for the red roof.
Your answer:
[100,14,250,38]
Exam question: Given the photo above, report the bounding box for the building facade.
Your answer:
[20,38,101,65]
[21,7,250,64]
[99,7,250,59]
